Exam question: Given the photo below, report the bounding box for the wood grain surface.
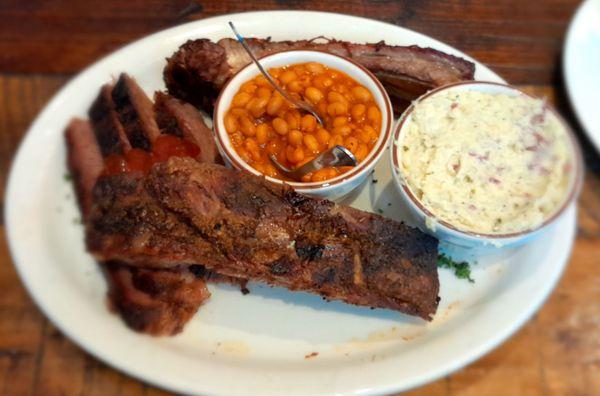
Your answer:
[1,1,599,395]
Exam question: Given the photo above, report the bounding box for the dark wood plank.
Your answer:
[0,223,47,396]
[0,75,68,200]
[0,75,72,396]
[0,0,580,84]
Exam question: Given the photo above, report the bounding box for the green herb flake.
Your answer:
[437,254,474,283]
[377,208,384,214]
[63,173,72,181]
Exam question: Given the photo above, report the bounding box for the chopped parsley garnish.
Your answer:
[63,173,72,181]
[437,254,474,283]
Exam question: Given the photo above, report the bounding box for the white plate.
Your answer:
[564,0,600,152]
[5,11,576,396]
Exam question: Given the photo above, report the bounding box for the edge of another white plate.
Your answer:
[564,0,600,152]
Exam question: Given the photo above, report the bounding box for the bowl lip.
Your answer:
[390,80,585,240]
[213,49,393,191]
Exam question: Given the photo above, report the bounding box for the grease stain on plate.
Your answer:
[331,324,427,355]
[214,341,250,357]
[433,300,462,325]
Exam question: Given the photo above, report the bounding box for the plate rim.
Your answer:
[4,10,576,396]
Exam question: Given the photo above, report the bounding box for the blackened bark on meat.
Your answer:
[269,258,292,275]
[163,39,229,112]
[111,74,160,150]
[189,264,206,277]
[89,84,132,156]
[295,238,325,262]
[87,158,440,320]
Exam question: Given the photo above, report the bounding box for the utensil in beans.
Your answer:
[268,145,357,182]
[228,21,325,126]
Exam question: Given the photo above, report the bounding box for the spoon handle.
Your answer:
[228,22,324,126]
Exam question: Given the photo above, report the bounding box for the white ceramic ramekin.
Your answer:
[390,81,584,249]
[214,50,393,200]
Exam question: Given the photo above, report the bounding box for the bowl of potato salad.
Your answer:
[391,81,583,249]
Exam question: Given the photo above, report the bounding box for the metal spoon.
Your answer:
[228,22,354,182]
[228,21,324,126]
[269,145,357,182]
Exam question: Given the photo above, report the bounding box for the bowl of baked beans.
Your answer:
[213,50,393,199]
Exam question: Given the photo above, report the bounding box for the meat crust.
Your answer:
[87,157,440,320]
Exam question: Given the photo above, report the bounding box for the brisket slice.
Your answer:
[104,262,210,335]
[65,118,104,216]
[104,77,212,335]
[67,76,213,335]
[111,74,160,151]
[89,84,132,156]
[87,157,440,320]
[154,92,222,164]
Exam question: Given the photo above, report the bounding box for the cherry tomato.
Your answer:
[103,135,200,175]
[125,148,154,174]
[182,140,201,158]
[153,135,188,162]
[103,154,129,175]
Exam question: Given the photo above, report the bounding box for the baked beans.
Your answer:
[224,62,382,182]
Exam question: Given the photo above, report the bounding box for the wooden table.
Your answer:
[1,1,598,395]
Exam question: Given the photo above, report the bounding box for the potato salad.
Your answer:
[398,90,573,234]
